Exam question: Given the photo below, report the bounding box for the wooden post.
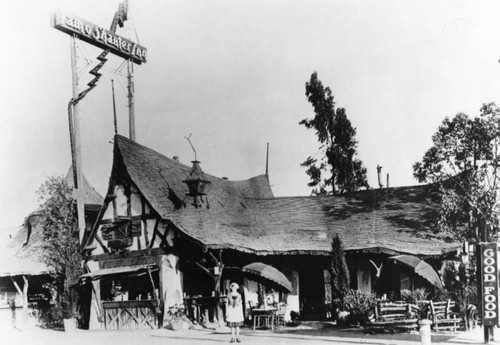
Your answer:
[22,276,28,328]
[9,276,28,329]
[89,280,103,329]
[112,79,118,134]
[70,35,86,245]
[480,219,494,343]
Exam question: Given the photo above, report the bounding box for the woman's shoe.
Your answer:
[236,338,241,343]
[230,339,235,343]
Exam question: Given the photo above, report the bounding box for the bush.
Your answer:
[401,288,429,304]
[401,288,430,319]
[341,290,377,326]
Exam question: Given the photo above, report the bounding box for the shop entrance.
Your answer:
[299,266,325,320]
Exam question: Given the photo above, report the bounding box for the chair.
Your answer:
[429,299,463,332]
[274,303,287,329]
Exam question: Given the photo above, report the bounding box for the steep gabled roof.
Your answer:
[28,168,104,219]
[112,135,459,257]
[114,134,273,215]
[64,168,104,207]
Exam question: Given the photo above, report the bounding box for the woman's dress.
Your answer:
[226,293,244,327]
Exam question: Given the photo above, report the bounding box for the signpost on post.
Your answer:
[478,241,500,343]
[51,12,147,64]
[50,5,147,245]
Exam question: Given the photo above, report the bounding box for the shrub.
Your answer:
[401,288,429,304]
[341,290,377,326]
[401,288,430,319]
[37,176,82,322]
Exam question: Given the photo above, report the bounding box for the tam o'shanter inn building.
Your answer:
[81,134,460,329]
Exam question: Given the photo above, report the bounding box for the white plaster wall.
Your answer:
[101,203,114,220]
[285,270,299,321]
[145,219,156,246]
[160,254,184,323]
[243,278,259,309]
[92,226,105,255]
[114,185,127,217]
[130,191,142,216]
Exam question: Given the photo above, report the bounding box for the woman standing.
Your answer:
[226,282,244,343]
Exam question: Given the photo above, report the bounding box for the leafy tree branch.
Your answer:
[300,72,368,195]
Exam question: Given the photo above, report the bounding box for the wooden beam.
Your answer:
[105,194,116,201]
[194,261,215,279]
[142,197,150,248]
[89,246,173,261]
[149,219,159,249]
[208,251,220,266]
[9,277,22,295]
[112,193,118,219]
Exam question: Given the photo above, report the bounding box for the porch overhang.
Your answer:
[80,264,157,280]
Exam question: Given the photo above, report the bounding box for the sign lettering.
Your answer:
[51,12,147,65]
[481,243,499,326]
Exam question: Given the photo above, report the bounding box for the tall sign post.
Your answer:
[480,243,499,339]
[127,60,135,141]
[51,8,147,244]
[69,35,86,245]
[482,244,499,325]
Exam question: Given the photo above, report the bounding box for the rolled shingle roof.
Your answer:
[114,135,459,257]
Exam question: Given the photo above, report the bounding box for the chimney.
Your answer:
[265,143,269,176]
[386,173,390,188]
[376,165,384,188]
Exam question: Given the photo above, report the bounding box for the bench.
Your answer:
[429,300,463,332]
[367,302,419,332]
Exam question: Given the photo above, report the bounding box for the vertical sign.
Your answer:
[481,242,499,327]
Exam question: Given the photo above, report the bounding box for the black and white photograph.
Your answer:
[1,1,500,344]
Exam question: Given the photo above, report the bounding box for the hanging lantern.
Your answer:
[182,160,211,208]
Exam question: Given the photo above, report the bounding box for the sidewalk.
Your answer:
[4,323,500,344]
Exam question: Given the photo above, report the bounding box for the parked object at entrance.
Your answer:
[252,307,277,330]
[274,303,287,329]
[389,255,443,289]
[367,301,419,332]
[428,299,463,331]
[241,263,292,293]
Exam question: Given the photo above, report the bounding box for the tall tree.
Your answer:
[300,72,368,195]
[413,103,500,241]
[330,234,350,306]
[37,176,82,318]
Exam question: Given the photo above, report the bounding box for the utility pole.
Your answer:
[69,35,86,244]
[127,59,135,141]
[112,80,118,134]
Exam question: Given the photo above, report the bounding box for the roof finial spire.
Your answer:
[377,165,384,189]
[184,133,197,161]
[266,143,269,176]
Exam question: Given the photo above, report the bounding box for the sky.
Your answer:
[1,0,500,229]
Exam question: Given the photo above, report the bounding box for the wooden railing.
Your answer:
[102,300,159,330]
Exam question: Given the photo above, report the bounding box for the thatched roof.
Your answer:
[0,226,48,277]
[110,135,459,257]
[0,170,103,277]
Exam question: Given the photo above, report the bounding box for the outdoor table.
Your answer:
[184,295,227,326]
[252,307,277,330]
